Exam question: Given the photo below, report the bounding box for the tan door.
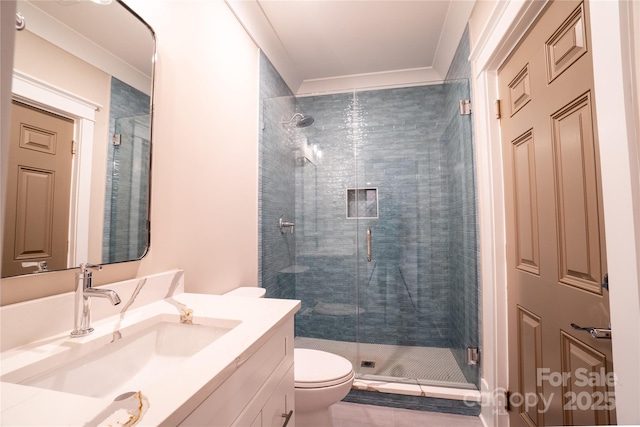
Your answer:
[2,101,74,277]
[499,1,615,425]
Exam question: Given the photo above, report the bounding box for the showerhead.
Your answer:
[283,112,315,128]
[296,115,315,128]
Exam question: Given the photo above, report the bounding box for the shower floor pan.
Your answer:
[294,337,475,389]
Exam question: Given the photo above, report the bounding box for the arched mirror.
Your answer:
[3,0,155,278]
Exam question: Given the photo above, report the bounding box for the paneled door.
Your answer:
[2,101,74,277]
[499,1,615,425]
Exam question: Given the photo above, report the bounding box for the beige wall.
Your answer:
[1,0,260,304]
[634,1,640,157]
[128,0,260,295]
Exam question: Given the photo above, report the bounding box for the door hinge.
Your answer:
[112,133,121,146]
[467,347,479,365]
[71,140,77,154]
[459,99,472,115]
[495,99,502,119]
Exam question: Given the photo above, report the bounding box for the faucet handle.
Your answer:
[80,263,103,272]
[22,261,48,272]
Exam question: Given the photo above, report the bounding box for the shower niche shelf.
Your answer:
[346,188,378,219]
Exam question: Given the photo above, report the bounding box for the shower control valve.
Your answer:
[278,216,295,234]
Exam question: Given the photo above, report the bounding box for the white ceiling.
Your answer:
[18,0,474,97]
[227,0,476,95]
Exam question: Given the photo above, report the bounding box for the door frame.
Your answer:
[470,1,640,425]
[11,70,101,268]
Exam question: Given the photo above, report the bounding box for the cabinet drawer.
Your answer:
[233,364,294,427]
[261,365,295,427]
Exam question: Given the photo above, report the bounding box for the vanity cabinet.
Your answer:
[179,317,295,427]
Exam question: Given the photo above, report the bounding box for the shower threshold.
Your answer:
[294,337,481,404]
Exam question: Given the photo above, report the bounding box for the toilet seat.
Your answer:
[294,348,355,389]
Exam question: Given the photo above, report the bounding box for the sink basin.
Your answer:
[9,315,241,399]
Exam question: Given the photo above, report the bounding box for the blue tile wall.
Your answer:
[259,52,297,299]
[103,77,150,263]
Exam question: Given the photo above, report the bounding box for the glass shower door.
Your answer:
[351,87,432,384]
[439,78,480,389]
[352,81,479,388]
[291,92,360,346]
[103,114,151,263]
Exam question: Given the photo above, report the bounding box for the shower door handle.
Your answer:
[367,229,372,262]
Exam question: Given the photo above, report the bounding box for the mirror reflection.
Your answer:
[2,0,155,278]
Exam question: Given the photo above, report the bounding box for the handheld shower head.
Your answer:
[283,112,315,128]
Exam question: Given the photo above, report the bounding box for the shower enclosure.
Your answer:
[260,78,479,394]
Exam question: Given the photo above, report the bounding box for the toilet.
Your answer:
[223,287,355,427]
[294,348,355,427]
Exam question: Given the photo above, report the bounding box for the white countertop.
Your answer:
[0,293,300,426]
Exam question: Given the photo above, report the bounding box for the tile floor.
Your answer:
[331,402,483,427]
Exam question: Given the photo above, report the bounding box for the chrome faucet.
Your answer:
[71,263,121,337]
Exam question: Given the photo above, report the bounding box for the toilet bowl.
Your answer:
[294,348,355,427]
[223,287,354,426]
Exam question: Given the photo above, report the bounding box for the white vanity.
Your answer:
[0,270,300,426]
